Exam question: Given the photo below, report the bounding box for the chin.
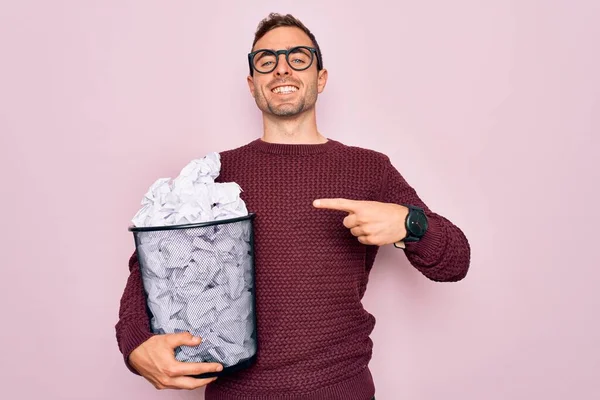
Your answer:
[273,107,305,117]
[267,102,304,116]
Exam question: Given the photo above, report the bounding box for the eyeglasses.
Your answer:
[248,46,323,75]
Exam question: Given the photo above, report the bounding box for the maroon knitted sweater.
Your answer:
[115,138,470,400]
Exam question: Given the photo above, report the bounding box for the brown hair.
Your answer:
[251,13,323,70]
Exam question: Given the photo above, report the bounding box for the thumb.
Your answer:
[167,331,201,349]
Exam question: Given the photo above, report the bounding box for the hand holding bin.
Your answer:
[128,151,257,379]
[129,213,257,378]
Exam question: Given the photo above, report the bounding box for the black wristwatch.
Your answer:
[394,205,428,247]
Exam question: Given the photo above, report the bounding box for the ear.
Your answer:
[247,74,256,98]
[317,68,328,94]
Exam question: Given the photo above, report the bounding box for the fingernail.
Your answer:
[192,336,201,343]
[216,364,223,371]
[313,200,320,207]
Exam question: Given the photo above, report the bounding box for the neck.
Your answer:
[261,107,327,144]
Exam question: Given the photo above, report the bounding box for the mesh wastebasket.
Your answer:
[128,213,257,378]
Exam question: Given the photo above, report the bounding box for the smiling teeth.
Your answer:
[272,86,298,94]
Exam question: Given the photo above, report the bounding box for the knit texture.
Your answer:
[115,138,471,400]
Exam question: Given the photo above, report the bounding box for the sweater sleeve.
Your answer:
[379,156,471,282]
[114,251,155,375]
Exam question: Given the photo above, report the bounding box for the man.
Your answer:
[115,13,471,400]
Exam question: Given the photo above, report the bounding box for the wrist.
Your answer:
[393,240,406,249]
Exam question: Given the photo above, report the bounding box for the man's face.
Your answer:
[247,27,328,117]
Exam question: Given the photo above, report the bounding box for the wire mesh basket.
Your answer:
[128,213,257,378]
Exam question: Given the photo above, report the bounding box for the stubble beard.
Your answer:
[255,81,318,117]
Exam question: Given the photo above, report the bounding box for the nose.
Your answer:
[274,53,291,76]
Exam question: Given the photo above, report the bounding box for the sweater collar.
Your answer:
[248,137,341,156]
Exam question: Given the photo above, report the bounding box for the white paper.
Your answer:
[131,152,248,228]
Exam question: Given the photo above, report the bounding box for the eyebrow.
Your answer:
[268,46,298,51]
[258,45,307,52]
[254,51,272,62]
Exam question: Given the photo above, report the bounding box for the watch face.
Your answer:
[408,210,428,237]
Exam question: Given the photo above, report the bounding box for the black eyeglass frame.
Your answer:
[247,46,323,75]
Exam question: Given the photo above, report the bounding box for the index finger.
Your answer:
[170,360,224,377]
[313,198,360,212]
[167,375,218,390]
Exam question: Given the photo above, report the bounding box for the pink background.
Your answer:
[1,0,599,399]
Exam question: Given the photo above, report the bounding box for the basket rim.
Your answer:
[128,212,256,232]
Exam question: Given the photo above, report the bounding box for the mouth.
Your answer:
[271,85,299,95]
